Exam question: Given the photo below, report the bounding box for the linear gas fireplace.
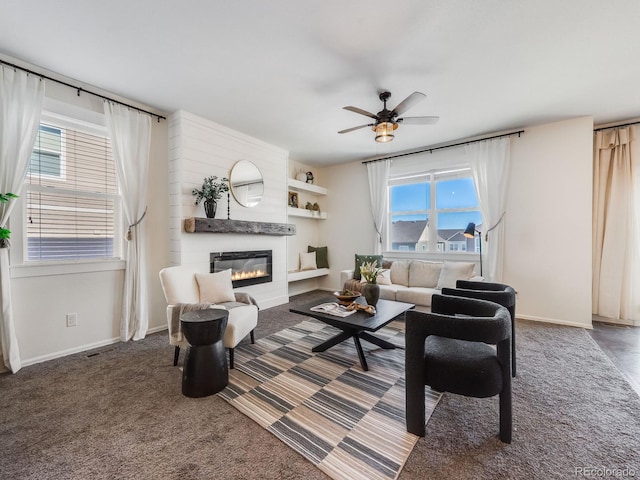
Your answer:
[210,250,272,288]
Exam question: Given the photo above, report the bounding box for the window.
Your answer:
[388,168,482,253]
[25,119,120,261]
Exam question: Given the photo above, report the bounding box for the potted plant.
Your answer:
[359,260,386,306]
[0,192,18,247]
[192,176,229,218]
[304,201,321,215]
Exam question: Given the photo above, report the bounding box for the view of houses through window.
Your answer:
[25,120,120,261]
[388,168,483,253]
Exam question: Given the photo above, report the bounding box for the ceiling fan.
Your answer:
[338,91,439,143]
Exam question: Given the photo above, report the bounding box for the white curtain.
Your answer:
[104,102,151,341]
[593,126,640,321]
[466,137,511,282]
[366,159,391,254]
[0,67,45,372]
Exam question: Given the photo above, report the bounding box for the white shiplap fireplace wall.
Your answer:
[168,110,289,309]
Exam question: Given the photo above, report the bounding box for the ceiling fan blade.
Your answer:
[397,116,440,125]
[338,124,374,134]
[343,106,379,120]
[391,91,426,116]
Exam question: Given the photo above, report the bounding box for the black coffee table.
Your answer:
[290,296,414,371]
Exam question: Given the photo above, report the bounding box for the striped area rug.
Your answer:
[218,318,441,480]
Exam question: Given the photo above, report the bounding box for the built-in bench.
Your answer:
[287,267,330,282]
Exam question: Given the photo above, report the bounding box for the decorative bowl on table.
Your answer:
[333,290,361,305]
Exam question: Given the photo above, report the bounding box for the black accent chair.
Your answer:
[405,294,512,443]
[442,280,517,376]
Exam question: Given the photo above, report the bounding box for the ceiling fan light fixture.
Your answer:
[374,122,396,143]
[342,91,436,142]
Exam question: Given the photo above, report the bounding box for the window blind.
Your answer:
[25,123,119,261]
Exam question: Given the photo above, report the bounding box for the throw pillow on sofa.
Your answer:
[377,269,392,285]
[354,254,383,280]
[436,261,475,289]
[390,260,411,286]
[408,260,443,288]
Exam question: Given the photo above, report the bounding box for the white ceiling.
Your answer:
[1,0,639,166]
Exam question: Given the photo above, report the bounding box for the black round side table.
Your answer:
[180,309,229,398]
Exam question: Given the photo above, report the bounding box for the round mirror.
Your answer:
[230,160,264,208]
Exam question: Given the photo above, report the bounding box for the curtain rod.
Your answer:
[593,120,640,132]
[0,59,166,122]
[362,130,525,164]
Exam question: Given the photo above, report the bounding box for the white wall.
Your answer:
[6,68,170,368]
[320,117,594,328]
[320,160,378,292]
[168,111,289,309]
[505,117,593,328]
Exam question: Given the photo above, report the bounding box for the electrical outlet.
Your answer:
[66,313,78,327]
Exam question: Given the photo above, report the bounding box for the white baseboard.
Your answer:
[21,324,169,369]
[147,324,168,335]
[517,314,593,330]
[259,295,290,310]
[287,285,337,297]
[592,315,637,327]
[21,336,122,368]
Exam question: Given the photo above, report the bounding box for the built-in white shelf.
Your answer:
[287,268,330,282]
[287,207,327,219]
[287,177,328,287]
[287,178,327,195]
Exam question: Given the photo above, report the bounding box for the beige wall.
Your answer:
[320,117,594,328]
[504,117,593,328]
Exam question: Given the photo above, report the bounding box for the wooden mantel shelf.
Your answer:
[184,217,296,236]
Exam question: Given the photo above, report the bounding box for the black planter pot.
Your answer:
[204,200,217,218]
[362,283,380,306]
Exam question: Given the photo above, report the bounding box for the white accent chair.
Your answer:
[159,266,258,369]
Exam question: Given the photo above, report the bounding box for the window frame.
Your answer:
[384,166,482,256]
[9,110,125,277]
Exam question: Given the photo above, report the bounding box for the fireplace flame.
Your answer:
[232,269,266,281]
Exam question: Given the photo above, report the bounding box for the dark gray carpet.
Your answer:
[1,290,639,479]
